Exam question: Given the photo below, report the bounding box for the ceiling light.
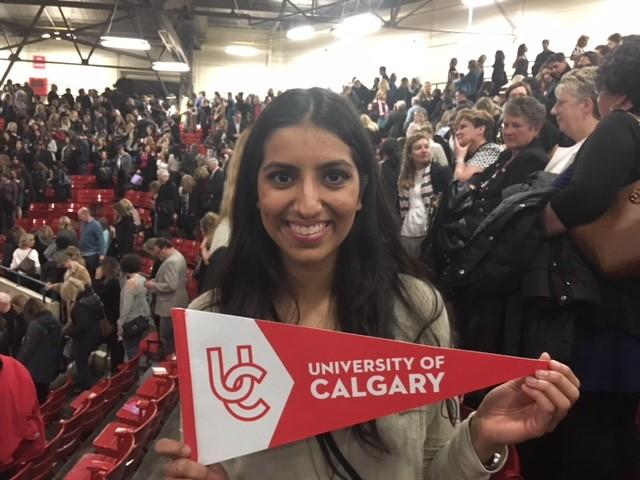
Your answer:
[224,45,259,57]
[152,61,190,72]
[100,36,151,51]
[333,13,382,38]
[41,33,51,39]
[462,0,501,6]
[286,25,315,41]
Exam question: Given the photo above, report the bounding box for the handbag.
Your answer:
[121,315,149,338]
[571,180,640,278]
[17,249,37,276]
[570,112,640,279]
[95,294,114,338]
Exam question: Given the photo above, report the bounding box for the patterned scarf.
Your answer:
[398,164,439,223]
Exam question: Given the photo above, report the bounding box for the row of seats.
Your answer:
[8,353,142,480]
[124,191,155,211]
[8,333,178,480]
[64,355,178,480]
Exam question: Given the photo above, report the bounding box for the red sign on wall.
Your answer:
[29,77,48,97]
[33,55,46,69]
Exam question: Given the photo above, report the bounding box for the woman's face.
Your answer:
[455,119,484,147]
[414,111,426,124]
[410,138,432,169]
[551,89,592,141]
[503,114,539,150]
[577,56,592,68]
[542,69,553,85]
[508,86,529,99]
[257,125,362,270]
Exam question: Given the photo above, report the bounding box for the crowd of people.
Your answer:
[0,29,638,480]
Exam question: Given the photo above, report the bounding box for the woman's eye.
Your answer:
[269,172,294,186]
[325,170,349,185]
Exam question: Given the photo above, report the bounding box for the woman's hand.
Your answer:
[470,353,580,461]
[155,439,229,480]
[453,135,468,164]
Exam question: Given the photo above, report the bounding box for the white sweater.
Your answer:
[10,248,41,274]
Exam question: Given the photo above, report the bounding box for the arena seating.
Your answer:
[8,333,177,480]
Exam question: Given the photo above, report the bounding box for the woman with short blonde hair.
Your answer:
[546,67,600,174]
[10,233,40,276]
[453,108,502,181]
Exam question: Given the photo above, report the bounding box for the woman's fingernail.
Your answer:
[183,446,191,456]
[536,369,549,378]
[526,376,538,385]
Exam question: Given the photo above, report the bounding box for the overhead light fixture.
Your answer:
[41,33,51,39]
[224,45,259,57]
[152,61,190,72]
[333,13,382,38]
[100,36,151,51]
[286,25,315,41]
[462,0,501,6]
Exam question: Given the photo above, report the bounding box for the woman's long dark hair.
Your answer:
[208,88,449,457]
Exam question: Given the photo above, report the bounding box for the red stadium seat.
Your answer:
[56,400,90,461]
[64,429,136,480]
[117,354,142,392]
[93,400,158,457]
[16,425,65,480]
[40,375,73,424]
[119,375,176,424]
[139,332,162,360]
[80,379,115,436]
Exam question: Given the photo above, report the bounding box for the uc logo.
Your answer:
[207,345,271,421]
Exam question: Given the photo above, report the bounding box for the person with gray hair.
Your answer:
[546,67,600,174]
[144,238,188,355]
[468,96,549,206]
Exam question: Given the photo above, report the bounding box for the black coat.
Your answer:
[384,111,406,139]
[18,311,62,384]
[202,169,226,214]
[155,181,178,230]
[93,277,120,325]
[1,307,25,357]
[65,290,103,354]
[115,215,135,256]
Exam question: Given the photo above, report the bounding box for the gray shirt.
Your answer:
[118,273,150,328]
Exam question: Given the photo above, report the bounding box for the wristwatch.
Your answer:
[483,450,503,471]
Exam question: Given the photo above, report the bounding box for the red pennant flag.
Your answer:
[173,308,546,465]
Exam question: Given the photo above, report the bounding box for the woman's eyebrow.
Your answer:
[261,161,299,171]
[261,159,355,171]
[319,160,356,170]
